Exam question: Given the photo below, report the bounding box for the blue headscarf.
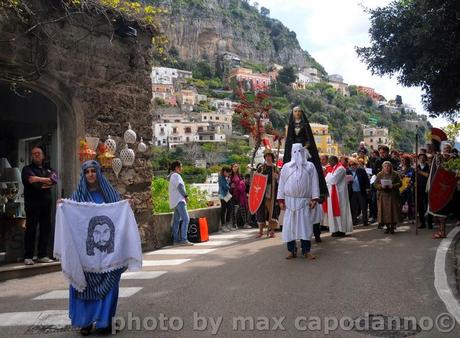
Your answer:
[71,160,120,203]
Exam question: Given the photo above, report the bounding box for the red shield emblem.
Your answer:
[249,173,268,215]
[429,167,457,212]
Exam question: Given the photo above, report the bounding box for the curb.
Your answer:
[0,262,61,282]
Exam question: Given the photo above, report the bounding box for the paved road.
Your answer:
[0,224,459,337]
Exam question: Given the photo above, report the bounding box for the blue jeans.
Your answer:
[287,240,311,255]
[171,201,190,243]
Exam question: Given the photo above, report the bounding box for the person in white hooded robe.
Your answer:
[277,143,320,259]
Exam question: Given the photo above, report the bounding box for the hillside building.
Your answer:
[362,126,390,150]
[310,123,340,155]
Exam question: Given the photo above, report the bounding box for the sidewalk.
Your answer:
[0,261,61,282]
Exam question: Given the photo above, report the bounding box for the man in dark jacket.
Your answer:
[21,146,57,265]
[348,158,370,226]
[416,153,432,228]
[373,145,398,175]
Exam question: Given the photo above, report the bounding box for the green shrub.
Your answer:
[151,177,208,214]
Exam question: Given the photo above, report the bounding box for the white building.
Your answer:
[152,121,226,149]
[328,74,344,83]
[292,68,321,90]
[201,110,233,135]
[209,98,238,111]
[151,67,192,85]
[362,126,390,150]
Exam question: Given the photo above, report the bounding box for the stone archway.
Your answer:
[0,74,83,201]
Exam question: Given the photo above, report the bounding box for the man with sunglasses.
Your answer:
[21,145,57,265]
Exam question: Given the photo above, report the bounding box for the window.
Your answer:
[379,138,382,143]
[198,127,204,132]
[186,137,190,142]
[185,127,191,133]
[203,116,207,120]
[370,138,373,142]
[173,128,177,134]
[216,117,219,121]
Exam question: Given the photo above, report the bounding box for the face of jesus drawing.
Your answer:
[86,215,115,256]
[93,223,111,247]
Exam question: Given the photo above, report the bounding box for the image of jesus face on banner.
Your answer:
[86,215,115,256]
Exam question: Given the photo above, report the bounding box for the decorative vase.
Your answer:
[85,136,100,152]
[112,158,122,178]
[137,137,147,153]
[104,135,117,155]
[120,144,135,167]
[124,123,137,144]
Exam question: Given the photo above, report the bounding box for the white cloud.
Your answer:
[257,0,451,129]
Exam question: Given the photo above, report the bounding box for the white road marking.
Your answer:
[147,249,216,255]
[434,226,460,325]
[33,287,142,300]
[210,233,256,239]
[0,310,70,326]
[121,271,167,280]
[194,240,236,246]
[142,259,191,265]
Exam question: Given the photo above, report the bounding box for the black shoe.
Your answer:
[377,224,383,229]
[80,324,93,336]
[95,326,118,335]
[336,232,346,237]
[331,232,338,237]
[418,225,426,229]
[315,236,322,243]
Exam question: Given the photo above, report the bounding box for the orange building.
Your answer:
[229,67,271,91]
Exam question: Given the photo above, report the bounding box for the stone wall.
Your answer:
[0,1,157,243]
[145,207,221,250]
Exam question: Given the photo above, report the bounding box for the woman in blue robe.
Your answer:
[69,160,124,335]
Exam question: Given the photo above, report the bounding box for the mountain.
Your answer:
[150,0,325,73]
[148,0,429,153]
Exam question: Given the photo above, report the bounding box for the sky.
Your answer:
[256,0,451,130]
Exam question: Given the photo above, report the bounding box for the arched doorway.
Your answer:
[0,81,77,262]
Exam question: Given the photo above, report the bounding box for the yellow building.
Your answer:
[310,123,339,155]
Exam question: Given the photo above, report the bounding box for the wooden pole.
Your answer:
[415,125,419,235]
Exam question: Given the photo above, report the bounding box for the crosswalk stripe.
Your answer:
[33,287,142,300]
[194,240,236,246]
[147,248,216,255]
[0,310,70,327]
[142,259,190,266]
[210,233,255,239]
[121,271,167,280]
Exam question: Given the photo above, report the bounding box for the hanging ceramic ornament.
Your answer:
[120,144,135,167]
[104,135,117,155]
[112,158,122,178]
[137,137,147,153]
[85,136,100,152]
[124,123,137,144]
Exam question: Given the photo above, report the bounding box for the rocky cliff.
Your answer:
[151,0,321,71]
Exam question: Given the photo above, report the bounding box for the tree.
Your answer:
[277,65,296,86]
[356,0,460,120]
[193,61,213,80]
[234,91,274,169]
[444,123,460,143]
[260,6,270,17]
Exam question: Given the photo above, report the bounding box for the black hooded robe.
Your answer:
[283,111,329,198]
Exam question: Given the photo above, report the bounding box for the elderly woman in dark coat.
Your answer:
[375,161,402,234]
